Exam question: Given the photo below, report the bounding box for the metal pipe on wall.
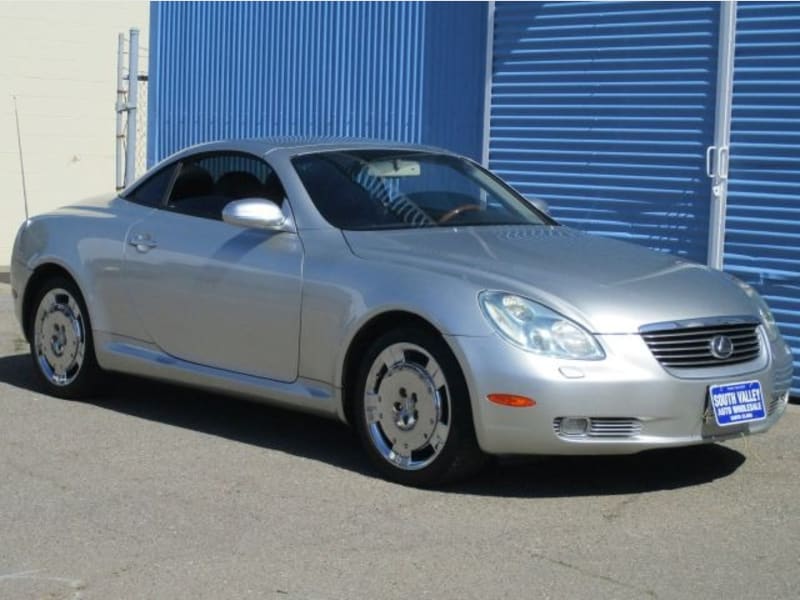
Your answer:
[115,33,125,190]
[124,28,139,187]
[481,0,496,168]
[707,1,738,270]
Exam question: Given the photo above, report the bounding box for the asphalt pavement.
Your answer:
[0,282,798,599]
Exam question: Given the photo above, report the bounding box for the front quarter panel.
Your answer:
[297,229,493,388]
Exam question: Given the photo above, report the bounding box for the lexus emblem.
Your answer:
[710,335,734,359]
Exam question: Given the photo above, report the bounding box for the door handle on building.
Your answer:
[706,145,729,180]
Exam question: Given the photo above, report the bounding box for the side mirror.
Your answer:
[527,196,550,216]
[222,198,291,231]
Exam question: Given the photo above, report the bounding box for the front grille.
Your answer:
[641,321,761,369]
[552,417,642,438]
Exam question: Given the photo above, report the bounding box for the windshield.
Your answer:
[292,150,554,230]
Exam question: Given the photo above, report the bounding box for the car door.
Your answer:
[122,151,303,382]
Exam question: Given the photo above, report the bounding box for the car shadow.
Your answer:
[0,353,748,498]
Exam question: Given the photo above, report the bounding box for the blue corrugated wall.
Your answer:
[147,1,487,164]
[726,1,800,394]
[488,1,719,264]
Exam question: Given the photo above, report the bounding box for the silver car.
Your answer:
[10,139,794,486]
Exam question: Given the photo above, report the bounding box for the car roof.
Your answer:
[168,137,453,160]
[122,137,459,198]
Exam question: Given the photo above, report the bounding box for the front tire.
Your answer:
[354,327,486,486]
[29,275,102,399]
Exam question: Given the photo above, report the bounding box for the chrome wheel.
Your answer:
[363,342,451,471]
[33,288,86,386]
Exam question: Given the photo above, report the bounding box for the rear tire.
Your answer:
[353,327,487,486]
[28,275,102,399]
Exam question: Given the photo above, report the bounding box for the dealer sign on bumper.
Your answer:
[709,380,766,427]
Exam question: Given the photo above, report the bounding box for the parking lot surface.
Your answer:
[1,282,798,599]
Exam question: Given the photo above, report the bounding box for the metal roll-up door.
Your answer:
[488,1,720,262]
[726,2,800,394]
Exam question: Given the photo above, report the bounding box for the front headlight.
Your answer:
[734,280,780,342]
[479,291,604,360]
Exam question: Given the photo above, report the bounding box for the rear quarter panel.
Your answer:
[16,196,154,342]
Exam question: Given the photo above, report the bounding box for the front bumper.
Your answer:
[447,329,793,456]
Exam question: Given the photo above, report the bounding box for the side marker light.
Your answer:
[487,394,536,408]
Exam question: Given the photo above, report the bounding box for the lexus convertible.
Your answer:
[10,139,794,486]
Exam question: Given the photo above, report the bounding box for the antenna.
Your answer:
[13,95,30,220]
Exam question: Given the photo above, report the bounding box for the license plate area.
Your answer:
[708,380,766,427]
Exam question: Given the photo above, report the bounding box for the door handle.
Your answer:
[129,234,158,252]
[705,145,715,178]
[706,145,729,180]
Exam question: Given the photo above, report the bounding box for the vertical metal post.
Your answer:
[125,28,140,187]
[480,1,496,167]
[115,33,126,190]
[707,1,737,270]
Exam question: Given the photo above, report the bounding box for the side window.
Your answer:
[123,164,176,208]
[165,152,286,221]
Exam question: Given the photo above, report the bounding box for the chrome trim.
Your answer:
[767,391,789,417]
[640,316,762,370]
[221,197,294,231]
[553,417,643,439]
[639,315,759,333]
[709,335,734,359]
[128,233,158,253]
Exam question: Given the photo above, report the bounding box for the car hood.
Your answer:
[342,225,757,334]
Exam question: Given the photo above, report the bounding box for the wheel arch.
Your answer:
[21,261,87,342]
[339,310,460,426]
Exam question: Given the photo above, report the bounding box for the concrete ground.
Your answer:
[0,281,798,600]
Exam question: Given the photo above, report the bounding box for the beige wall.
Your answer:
[0,1,149,265]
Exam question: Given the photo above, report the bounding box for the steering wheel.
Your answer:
[438,203,482,224]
